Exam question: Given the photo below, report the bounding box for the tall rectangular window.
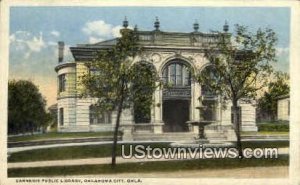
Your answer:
[89,105,111,124]
[162,68,168,84]
[183,66,190,86]
[59,108,64,126]
[58,74,66,92]
[169,65,176,85]
[176,64,182,85]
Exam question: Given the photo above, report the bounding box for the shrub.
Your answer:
[257,122,289,132]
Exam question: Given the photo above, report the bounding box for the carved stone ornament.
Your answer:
[151,53,161,63]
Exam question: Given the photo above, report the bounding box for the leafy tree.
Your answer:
[131,62,157,123]
[81,28,157,167]
[257,71,289,121]
[8,80,49,134]
[197,25,277,157]
[48,104,58,131]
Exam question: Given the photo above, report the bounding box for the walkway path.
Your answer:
[8,140,170,154]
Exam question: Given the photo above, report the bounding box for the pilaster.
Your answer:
[191,81,201,121]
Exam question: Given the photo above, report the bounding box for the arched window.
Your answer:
[162,61,191,87]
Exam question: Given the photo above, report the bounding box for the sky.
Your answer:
[9,6,291,107]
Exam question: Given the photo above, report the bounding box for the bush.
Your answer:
[257,122,289,132]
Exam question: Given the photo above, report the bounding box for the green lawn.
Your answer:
[258,120,289,125]
[242,131,289,135]
[8,155,289,177]
[8,143,170,163]
[256,121,289,132]
[8,132,118,142]
[8,141,289,163]
[239,140,289,148]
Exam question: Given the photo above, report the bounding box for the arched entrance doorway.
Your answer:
[161,59,192,132]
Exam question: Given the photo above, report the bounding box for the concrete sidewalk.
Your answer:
[75,166,288,178]
[8,147,289,169]
[8,140,170,154]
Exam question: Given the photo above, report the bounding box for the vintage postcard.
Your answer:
[1,0,300,185]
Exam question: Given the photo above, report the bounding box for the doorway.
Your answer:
[162,100,190,132]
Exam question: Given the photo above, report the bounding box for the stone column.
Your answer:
[215,96,222,129]
[192,81,201,121]
[189,81,201,133]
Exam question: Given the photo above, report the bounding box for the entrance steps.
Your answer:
[132,131,227,142]
[132,132,197,142]
[205,131,227,142]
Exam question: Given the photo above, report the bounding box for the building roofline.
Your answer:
[77,38,117,47]
[55,62,76,72]
[69,29,231,62]
[72,29,230,48]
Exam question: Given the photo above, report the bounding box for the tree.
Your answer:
[81,28,157,167]
[257,71,289,121]
[48,104,58,131]
[131,62,157,123]
[197,25,277,157]
[8,80,49,134]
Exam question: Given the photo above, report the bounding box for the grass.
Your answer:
[8,155,289,177]
[8,141,289,163]
[8,132,117,142]
[242,131,289,135]
[257,120,289,125]
[239,140,289,148]
[257,121,289,132]
[8,143,170,163]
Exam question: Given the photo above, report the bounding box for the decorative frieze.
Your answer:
[162,87,191,100]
